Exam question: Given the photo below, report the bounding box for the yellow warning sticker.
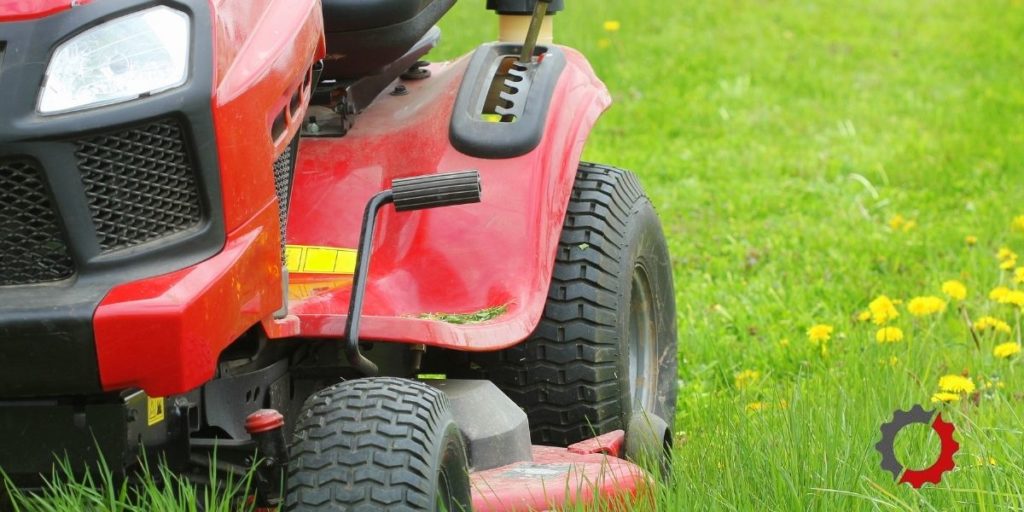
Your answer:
[286,245,358,275]
[147,397,165,426]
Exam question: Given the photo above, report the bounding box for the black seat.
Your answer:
[321,0,456,79]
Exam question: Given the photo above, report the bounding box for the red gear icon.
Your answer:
[898,412,959,488]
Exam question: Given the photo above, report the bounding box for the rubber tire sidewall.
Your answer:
[618,199,678,432]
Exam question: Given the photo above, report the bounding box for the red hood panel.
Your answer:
[0,0,89,22]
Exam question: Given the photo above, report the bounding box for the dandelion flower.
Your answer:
[990,286,1012,301]
[998,247,1018,270]
[941,280,967,301]
[974,316,1012,334]
[931,392,961,404]
[994,342,1021,359]
[998,290,1024,307]
[807,324,833,344]
[875,326,904,343]
[1014,215,1024,232]
[965,235,978,246]
[938,374,976,394]
[1015,267,1024,284]
[734,369,760,389]
[857,310,871,322]
[889,214,915,231]
[745,401,766,413]
[907,296,946,316]
[602,20,621,32]
[869,295,899,324]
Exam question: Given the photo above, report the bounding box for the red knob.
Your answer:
[245,409,285,434]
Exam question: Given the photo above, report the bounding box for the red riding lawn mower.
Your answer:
[0,0,677,509]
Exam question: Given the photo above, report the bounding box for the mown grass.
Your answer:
[9,0,1024,510]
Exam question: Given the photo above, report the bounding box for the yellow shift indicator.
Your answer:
[147,397,165,426]
[286,245,358,275]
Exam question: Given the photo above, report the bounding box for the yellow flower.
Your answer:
[941,280,967,301]
[868,295,899,324]
[875,326,904,343]
[907,296,946,316]
[965,235,978,246]
[1014,215,1024,232]
[998,290,1024,307]
[807,324,833,344]
[990,286,1012,301]
[938,374,976,394]
[602,20,621,32]
[889,215,905,230]
[998,247,1018,269]
[931,392,961,404]
[745,401,766,413]
[888,356,899,367]
[1015,267,1024,284]
[994,342,1021,359]
[734,369,761,389]
[975,316,1012,333]
[857,310,872,322]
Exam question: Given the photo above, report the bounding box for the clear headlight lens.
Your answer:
[38,7,190,114]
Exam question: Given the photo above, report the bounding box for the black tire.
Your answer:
[476,163,678,446]
[285,377,471,512]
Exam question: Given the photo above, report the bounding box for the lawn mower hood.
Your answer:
[0,0,324,397]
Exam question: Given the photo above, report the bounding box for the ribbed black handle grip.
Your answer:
[391,170,482,212]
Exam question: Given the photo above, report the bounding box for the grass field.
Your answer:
[438,0,1024,509]
[9,1,1024,510]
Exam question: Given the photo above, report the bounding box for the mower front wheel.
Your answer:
[284,377,471,512]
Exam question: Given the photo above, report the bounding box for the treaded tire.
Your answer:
[284,377,471,512]
[476,162,678,446]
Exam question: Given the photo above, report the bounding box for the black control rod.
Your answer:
[343,170,482,376]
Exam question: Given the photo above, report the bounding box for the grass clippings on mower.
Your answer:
[418,304,509,324]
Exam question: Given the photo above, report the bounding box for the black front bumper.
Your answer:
[0,0,223,397]
[0,391,191,488]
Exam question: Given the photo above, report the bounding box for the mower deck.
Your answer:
[470,432,646,512]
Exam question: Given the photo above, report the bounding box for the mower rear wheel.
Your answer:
[477,163,678,446]
[284,377,471,512]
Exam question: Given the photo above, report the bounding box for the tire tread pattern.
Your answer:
[477,163,647,446]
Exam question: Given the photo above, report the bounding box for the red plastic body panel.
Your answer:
[93,0,324,396]
[471,440,647,512]
[0,0,89,22]
[264,47,611,351]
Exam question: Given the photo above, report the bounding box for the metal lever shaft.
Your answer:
[519,0,552,64]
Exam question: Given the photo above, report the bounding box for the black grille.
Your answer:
[75,118,202,251]
[273,139,297,258]
[0,158,75,286]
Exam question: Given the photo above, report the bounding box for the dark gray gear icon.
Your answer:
[875,404,933,479]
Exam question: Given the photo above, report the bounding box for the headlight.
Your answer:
[38,7,190,114]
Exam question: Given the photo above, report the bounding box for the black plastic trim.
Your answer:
[449,43,566,159]
[0,0,222,397]
[486,0,565,14]
[322,0,454,79]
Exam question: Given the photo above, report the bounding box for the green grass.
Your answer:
[10,1,1024,510]
[434,0,1024,509]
